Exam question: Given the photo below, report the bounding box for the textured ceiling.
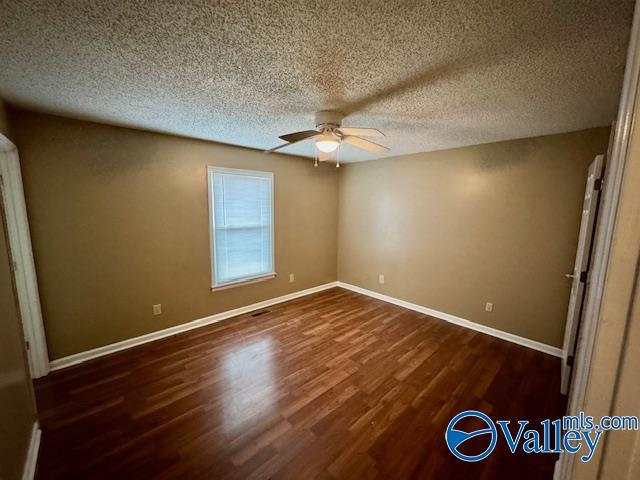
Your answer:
[0,1,635,162]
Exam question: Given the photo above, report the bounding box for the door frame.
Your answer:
[555,0,640,478]
[0,133,49,378]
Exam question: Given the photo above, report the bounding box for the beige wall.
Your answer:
[9,106,610,359]
[10,109,339,359]
[338,128,610,348]
[0,176,37,479]
[599,279,640,479]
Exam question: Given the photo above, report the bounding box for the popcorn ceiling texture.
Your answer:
[0,0,634,162]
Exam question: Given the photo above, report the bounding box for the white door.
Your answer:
[0,138,50,378]
[560,154,604,395]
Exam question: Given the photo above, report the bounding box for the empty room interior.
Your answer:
[2,1,640,479]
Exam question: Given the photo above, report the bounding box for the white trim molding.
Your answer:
[22,421,41,480]
[337,281,563,357]
[50,281,340,370]
[51,280,563,371]
[0,134,50,378]
[555,1,640,479]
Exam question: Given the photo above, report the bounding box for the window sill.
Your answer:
[211,273,277,292]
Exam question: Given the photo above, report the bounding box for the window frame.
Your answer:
[207,166,276,290]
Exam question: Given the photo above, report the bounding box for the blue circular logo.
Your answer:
[445,410,497,462]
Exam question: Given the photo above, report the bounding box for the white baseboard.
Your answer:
[336,281,562,357]
[49,279,560,372]
[22,421,40,480]
[50,281,340,371]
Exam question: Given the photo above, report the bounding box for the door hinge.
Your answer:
[25,340,30,350]
[594,178,603,191]
[580,271,588,283]
[12,259,17,272]
[567,355,574,367]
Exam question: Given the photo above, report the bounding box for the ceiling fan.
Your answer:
[265,111,389,167]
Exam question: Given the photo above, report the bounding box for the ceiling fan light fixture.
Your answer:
[266,111,388,160]
[315,134,339,153]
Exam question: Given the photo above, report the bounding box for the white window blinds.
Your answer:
[208,167,274,288]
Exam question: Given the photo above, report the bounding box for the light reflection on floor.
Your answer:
[221,337,277,435]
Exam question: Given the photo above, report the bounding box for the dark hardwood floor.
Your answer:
[34,287,564,479]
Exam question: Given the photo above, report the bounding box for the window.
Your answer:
[208,167,275,288]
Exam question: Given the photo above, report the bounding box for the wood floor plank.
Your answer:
[34,287,564,479]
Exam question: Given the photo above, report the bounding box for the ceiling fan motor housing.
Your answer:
[315,110,343,130]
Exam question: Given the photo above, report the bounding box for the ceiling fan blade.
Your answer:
[337,127,384,137]
[265,143,292,153]
[279,130,320,143]
[342,135,389,154]
[265,134,321,153]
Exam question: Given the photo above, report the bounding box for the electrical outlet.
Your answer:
[289,273,295,283]
[485,302,494,313]
[378,274,385,285]
[153,304,162,316]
